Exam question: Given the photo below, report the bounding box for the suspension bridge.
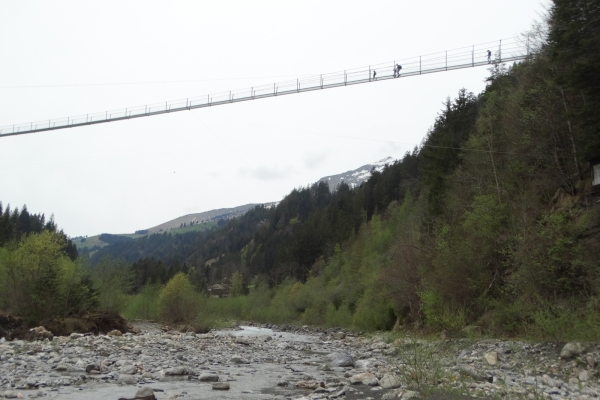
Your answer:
[0,37,531,138]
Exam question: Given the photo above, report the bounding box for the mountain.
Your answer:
[144,203,278,234]
[77,157,394,249]
[317,157,393,191]
[143,157,394,233]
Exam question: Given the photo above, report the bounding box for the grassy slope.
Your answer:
[75,221,217,250]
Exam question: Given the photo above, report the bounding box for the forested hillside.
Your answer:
[1,0,598,339]
[116,0,600,337]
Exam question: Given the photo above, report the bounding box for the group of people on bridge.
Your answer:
[371,63,402,81]
[372,50,493,81]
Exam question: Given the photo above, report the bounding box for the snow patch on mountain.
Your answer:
[317,156,394,191]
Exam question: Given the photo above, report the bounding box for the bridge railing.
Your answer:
[0,36,531,137]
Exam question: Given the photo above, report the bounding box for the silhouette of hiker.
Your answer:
[373,70,377,80]
[487,50,492,63]
[395,64,402,77]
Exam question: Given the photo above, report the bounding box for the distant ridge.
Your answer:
[317,156,394,191]
[146,157,394,234]
[146,202,278,234]
[83,157,394,240]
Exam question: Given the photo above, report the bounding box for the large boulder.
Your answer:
[230,355,250,364]
[379,373,402,389]
[120,365,138,375]
[134,387,156,400]
[199,372,219,382]
[484,351,498,365]
[327,352,355,367]
[560,342,583,359]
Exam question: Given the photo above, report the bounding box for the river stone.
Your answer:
[134,387,156,400]
[164,367,187,375]
[199,372,219,382]
[55,363,68,371]
[332,332,346,340]
[402,390,420,399]
[235,337,250,345]
[380,373,402,389]
[579,370,590,382]
[327,352,355,367]
[460,366,482,380]
[212,382,230,390]
[120,364,137,375]
[365,377,379,386]
[2,390,20,399]
[117,375,137,385]
[560,342,582,359]
[107,329,122,336]
[86,363,99,373]
[484,351,498,365]
[296,381,321,389]
[230,355,250,364]
[350,372,377,385]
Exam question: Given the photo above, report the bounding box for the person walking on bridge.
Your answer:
[394,64,402,77]
[487,50,492,63]
[372,70,377,80]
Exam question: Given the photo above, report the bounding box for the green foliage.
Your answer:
[511,209,599,300]
[121,283,162,320]
[159,272,199,322]
[324,303,353,328]
[353,288,396,331]
[419,290,466,332]
[229,271,247,297]
[0,231,96,322]
[527,299,600,341]
[396,337,448,394]
[91,257,134,313]
[549,0,600,159]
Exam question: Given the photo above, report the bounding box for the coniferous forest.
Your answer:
[1,0,599,339]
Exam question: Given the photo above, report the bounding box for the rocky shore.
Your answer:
[1,321,599,399]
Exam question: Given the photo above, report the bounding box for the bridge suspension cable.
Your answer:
[0,36,531,138]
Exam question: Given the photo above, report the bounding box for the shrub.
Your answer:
[159,273,199,322]
[353,288,396,331]
[121,283,162,320]
[419,289,466,332]
[0,231,97,322]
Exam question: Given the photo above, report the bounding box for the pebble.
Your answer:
[211,382,230,390]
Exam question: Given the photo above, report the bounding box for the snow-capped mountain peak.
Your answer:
[318,156,394,191]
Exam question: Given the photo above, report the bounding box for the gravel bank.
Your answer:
[1,322,598,399]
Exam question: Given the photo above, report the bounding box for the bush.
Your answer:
[121,283,162,320]
[90,257,134,313]
[419,289,466,332]
[353,288,396,331]
[325,303,353,328]
[0,231,97,322]
[159,273,199,322]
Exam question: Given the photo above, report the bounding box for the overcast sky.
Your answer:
[0,0,549,237]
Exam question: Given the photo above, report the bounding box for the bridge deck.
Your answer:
[0,37,530,138]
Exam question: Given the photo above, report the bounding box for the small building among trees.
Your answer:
[208,283,229,298]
